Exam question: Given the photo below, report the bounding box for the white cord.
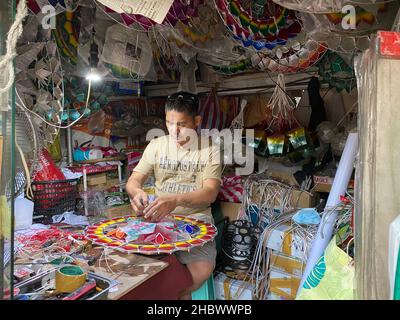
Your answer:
[0,0,28,93]
[16,79,92,129]
[266,73,299,131]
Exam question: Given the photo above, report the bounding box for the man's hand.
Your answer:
[143,195,178,222]
[130,190,149,215]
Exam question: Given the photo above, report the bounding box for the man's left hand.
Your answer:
[143,195,178,222]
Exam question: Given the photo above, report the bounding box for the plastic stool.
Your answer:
[192,276,215,300]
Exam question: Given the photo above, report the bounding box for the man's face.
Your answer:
[165,110,201,145]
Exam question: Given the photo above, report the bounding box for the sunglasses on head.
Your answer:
[167,94,197,104]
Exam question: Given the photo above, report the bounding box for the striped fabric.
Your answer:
[199,91,239,130]
[218,175,244,203]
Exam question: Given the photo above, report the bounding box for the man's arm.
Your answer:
[126,171,149,214]
[176,179,220,209]
[143,178,220,221]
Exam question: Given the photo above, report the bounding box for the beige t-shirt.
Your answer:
[133,135,222,217]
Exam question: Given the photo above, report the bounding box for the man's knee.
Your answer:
[187,261,214,290]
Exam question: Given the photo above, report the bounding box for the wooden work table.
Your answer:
[13,220,193,300]
[14,246,169,300]
[85,247,169,300]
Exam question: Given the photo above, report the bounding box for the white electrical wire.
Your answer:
[236,174,352,300]
[16,79,92,129]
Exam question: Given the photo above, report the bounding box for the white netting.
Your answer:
[101,23,155,79]
[272,0,395,13]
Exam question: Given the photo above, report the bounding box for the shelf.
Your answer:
[72,156,126,165]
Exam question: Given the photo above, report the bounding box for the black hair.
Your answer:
[165,91,199,118]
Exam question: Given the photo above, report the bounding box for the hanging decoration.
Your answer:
[271,0,394,13]
[15,41,64,145]
[52,10,80,65]
[211,57,253,74]
[271,0,344,13]
[149,26,182,82]
[149,2,254,78]
[60,77,114,123]
[101,23,155,80]
[242,73,310,158]
[96,0,205,30]
[317,51,356,93]
[254,38,327,73]
[26,0,79,15]
[85,215,217,255]
[214,0,302,50]
[153,48,181,82]
[266,73,299,133]
[298,1,399,53]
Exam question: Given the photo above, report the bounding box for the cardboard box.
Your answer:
[267,293,288,300]
[313,175,354,193]
[104,204,135,218]
[269,170,299,187]
[269,269,301,300]
[87,173,107,186]
[269,251,305,278]
[79,178,121,192]
[291,189,318,208]
[214,272,253,300]
[265,223,311,260]
[219,201,242,222]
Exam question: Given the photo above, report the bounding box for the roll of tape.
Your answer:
[55,265,87,293]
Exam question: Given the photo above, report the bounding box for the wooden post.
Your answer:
[0,136,3,178]
[355,31,400,300]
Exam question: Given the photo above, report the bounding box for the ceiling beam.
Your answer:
[144,69,320,97]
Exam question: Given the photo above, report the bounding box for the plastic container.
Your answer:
[73,148,103,162]
[32,178,79,224]
[14,198,34,230]
[15,268,116,300]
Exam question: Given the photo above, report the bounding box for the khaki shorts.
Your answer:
[174,213,217,268]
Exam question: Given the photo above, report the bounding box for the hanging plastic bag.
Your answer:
[46,132,62,162]
[296,235,355,300]
[32,149,66,182]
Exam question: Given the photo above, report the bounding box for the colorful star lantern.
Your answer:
[85,215,217,255]
[324,3,388,26]
[271,0,392,14]
[52,10,79,65]
[100,0,205,30]
[215,0,302,50]
[211,58,253,75]
[297,1,397,53]
[26,0,78,14]
[255,40,327,73]
[271,0,343,13]
[317,51,356,93]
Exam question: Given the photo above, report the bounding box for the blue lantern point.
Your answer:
[185,224,193,234]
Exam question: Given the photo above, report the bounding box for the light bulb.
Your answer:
[85,68,102,82]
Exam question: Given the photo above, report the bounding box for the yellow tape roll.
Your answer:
[55,265,87,293]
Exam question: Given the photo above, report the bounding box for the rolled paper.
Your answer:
[55,265,87,293]
[297,132,358,295]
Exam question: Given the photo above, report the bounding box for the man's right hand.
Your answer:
[130,190,148,215]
